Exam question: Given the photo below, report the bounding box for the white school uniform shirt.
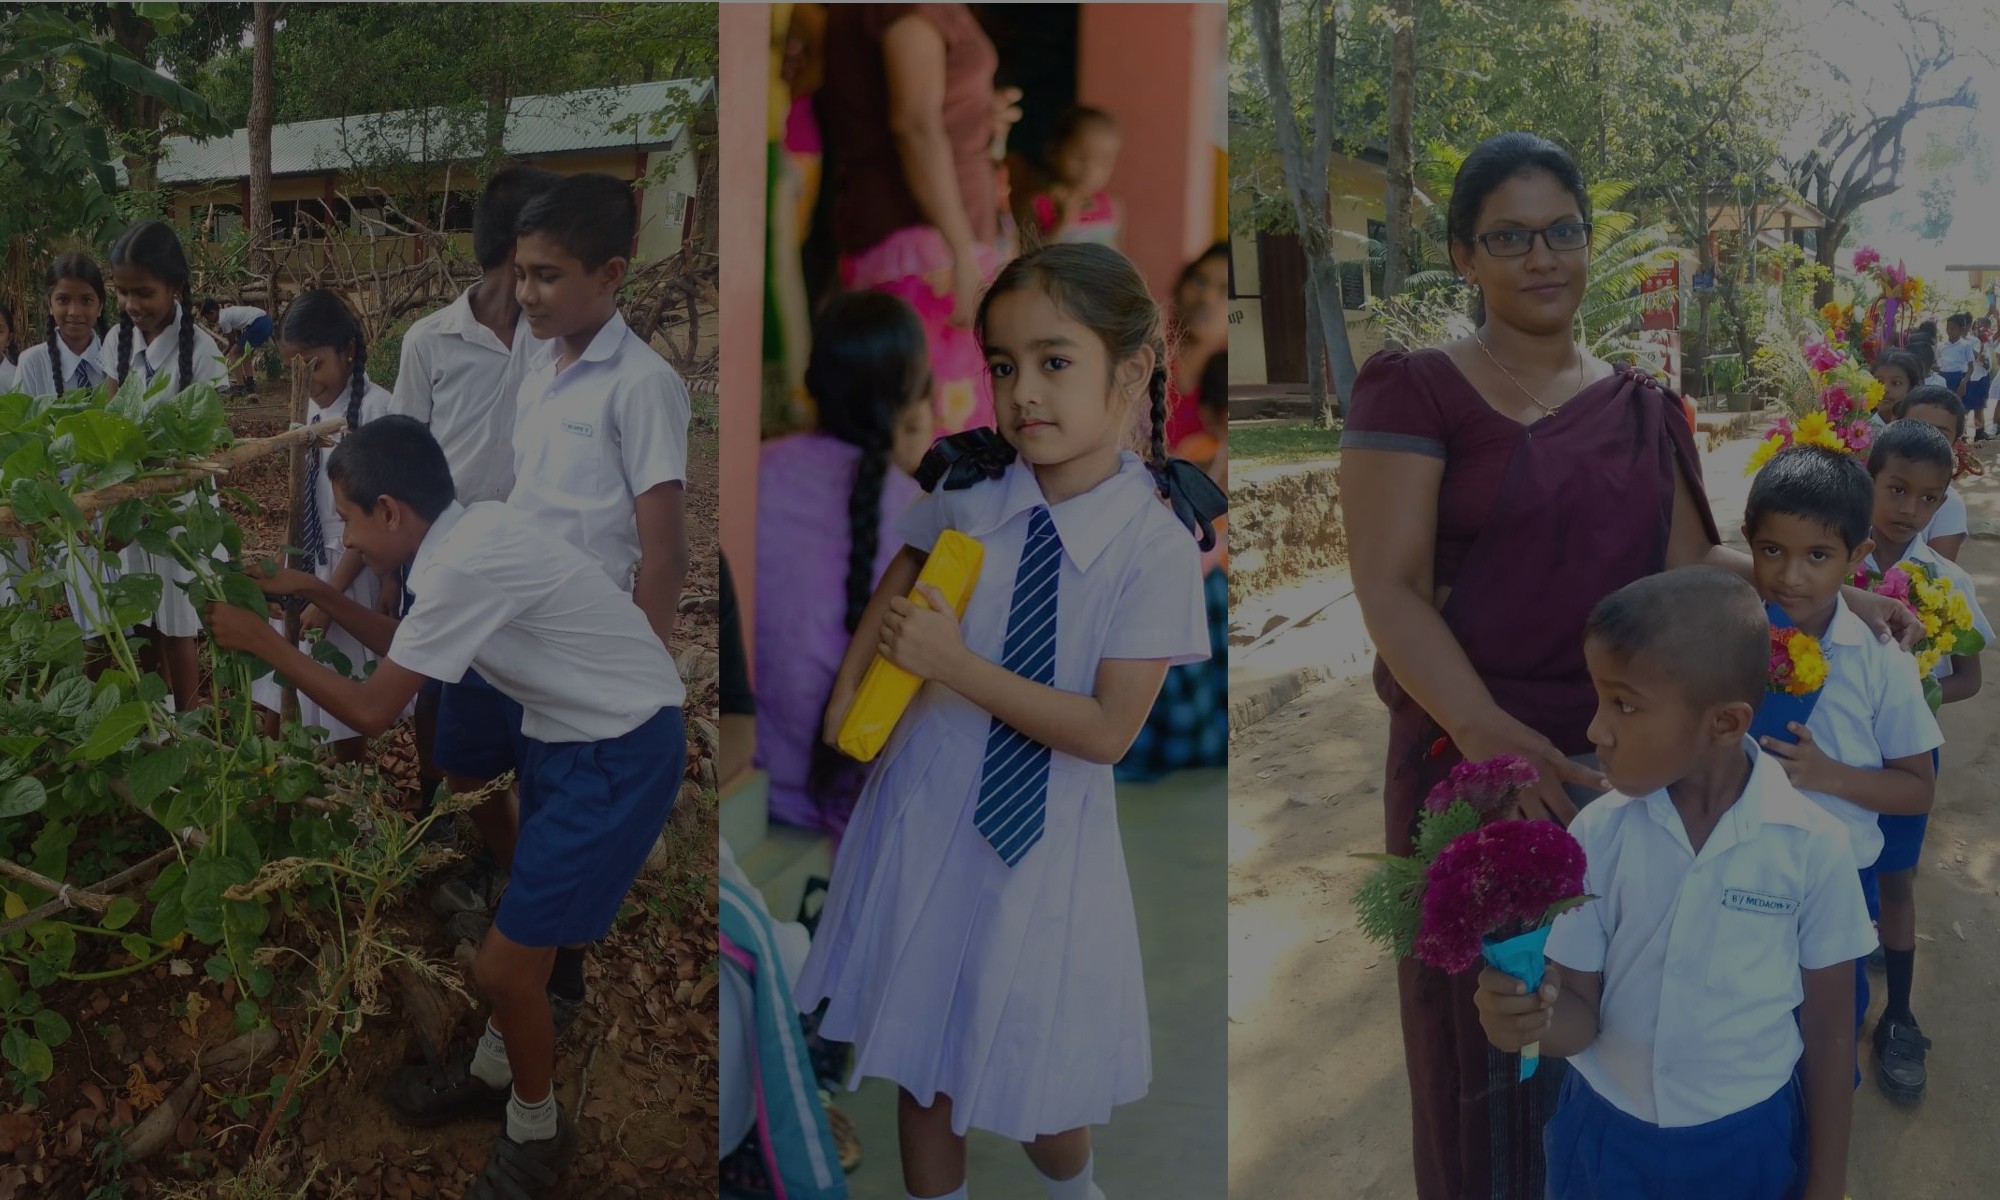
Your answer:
[214,306,265,335]
[1972,341,1990,383]
[1792,596,1941,866]
[508,310,689,590]
[388,501,683,742]
[15,333,105,398]
[1938,335,1977,375]
[1545,741,1876,1128]
[97,307,230,395]
[1922,485,1968,544]
[390,285,550,505]
[1867,535,1993,682]
[304,382,395,556]
[0,356,13,394]
[896,451,1210,676]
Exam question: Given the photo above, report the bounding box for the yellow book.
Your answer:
[835,530,985,762]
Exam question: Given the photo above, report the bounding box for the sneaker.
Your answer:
[383,1038,510,1128]
[1873,1015,1931,1103]
[549,988,584,1037]
[468,1104,579,1199]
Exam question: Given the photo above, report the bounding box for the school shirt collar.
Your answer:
[1823,594,1869,648]
[548,311,634,380]
[1639,736,1819,859]
[411,500,470,579]
[1867,534,1938,574]
[433,284,534,357]
[132,305,185,374]
[971,450,1157,573]
[56,333,101,382]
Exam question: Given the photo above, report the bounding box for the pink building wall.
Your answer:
[1077,3,1222,302]
[719,2,770,669]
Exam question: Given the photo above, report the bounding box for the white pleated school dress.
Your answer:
[250,382,396,741]
[99,311,230,638]
[15,335,123,637]
[793,452,1208,1141]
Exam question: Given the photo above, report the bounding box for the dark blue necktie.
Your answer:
[299,413,324,567]
[73,360,89,390]
[974,505,1061,867]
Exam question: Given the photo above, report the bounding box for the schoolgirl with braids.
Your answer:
[798,242,1226,1200]
[13,253,117,637]
[755,289,933,836]
[101,220,231,711]
[247,289,393,758]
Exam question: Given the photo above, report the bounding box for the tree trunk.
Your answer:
[247,3,277,298]
[1304,285,1329,426]
[1694,223,1716,393]
[1249,0,1358,415]
[1813,221,1846,308]
[1382,0,1418,297]
[105,7,164,195]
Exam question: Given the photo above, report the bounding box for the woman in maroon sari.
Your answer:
[1340,133,1917,1200]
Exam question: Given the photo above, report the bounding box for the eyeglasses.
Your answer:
[1474,221,1593,258]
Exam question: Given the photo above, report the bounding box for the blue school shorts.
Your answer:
[1943,370,1965,398]
[1875,747,1941,874]
[433,668,525,781]
[241,314,274,349]
[1968,375,1992,411]
[1544,1069,1805,1200]
[493,705,686,947]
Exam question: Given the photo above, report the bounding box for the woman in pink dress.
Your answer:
[819,4,1020,437]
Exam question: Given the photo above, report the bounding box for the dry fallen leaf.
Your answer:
[124,1062,164,1111]
[178,991,209,1039]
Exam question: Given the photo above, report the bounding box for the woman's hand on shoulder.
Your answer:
[1450,708,1608,825]
[1843,584,1922,649]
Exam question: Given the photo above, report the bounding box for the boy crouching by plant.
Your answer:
[204,416,685,1199]
[1474,568,1876,1200]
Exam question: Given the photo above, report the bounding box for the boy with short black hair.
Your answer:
[1475,567,1874,1200]
[508,171,690,648]
[1740,446,1942,1043]
[206,416,685,1199]
[1856,419,1992,1101]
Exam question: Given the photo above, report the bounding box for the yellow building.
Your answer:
[1228,139,1413,388]
[152,79,715,278]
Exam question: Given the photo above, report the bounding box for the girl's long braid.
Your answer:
[46,315,62,397]
[843,412,891,634]
[116,312,134,381]
[1146,357,1170,499]
[343,331,370,431]
[176,284,194,390]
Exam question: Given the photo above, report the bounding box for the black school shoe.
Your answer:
[384,1038,512,1127]
[1874,1015,1932,1103]
[468,1105,579,1200]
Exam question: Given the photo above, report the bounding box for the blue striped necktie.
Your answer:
[975,505,1062,867]
[73,360,89,390]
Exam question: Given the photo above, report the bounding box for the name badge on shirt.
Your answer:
[1722,889,1798,915]
[561,419,595,438]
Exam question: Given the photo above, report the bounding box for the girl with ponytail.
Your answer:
[248,289,393,759]
[103,220,231,711]
[795,242,1225,1200]
[755,289,933,836]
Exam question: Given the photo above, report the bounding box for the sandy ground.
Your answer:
[1228,430,2000,1199]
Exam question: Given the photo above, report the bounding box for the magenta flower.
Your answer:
[1803,338,1844,374]
[1413,820,1589,974]
[1821,383,1854,420]
[1422,754,1540,820]
[1842,418,1874,455]
[1854,246,1881,272]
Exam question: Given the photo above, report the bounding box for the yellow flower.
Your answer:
[1746,433,1785,475]
[1865,379,1885,411]
[1794,411,1843,452]
[1917,646,1944,676]
[1785,632,1829,694]
[1922,611,1942,639]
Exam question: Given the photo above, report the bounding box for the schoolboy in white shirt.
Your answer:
[1740,446,1941,1041]
[1856,420,1992,1102]
[206,416,684,1199]
[1475,567,1874,1200]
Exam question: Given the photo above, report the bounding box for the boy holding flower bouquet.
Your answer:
[1740,447,1942,1045]
[1853,419,1992,1102]
[1475,568,1875,1200]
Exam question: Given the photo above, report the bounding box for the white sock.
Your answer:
[1036,1155,1102,1200]
[469,1021,511,1088]
[506,1087,559,1143]
[906,1188,967,1200]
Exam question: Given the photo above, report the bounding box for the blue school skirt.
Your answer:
[1544,1070,1805,1200]
[493,705,687,947]
[1968,375,1991,410]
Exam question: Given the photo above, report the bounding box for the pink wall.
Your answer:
[1077,3,1221,302]
[719,3,770,670]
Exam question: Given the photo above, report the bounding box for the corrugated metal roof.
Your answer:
[154,78,714,185]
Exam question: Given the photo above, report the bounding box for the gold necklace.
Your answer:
[1476,330,1583,418]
